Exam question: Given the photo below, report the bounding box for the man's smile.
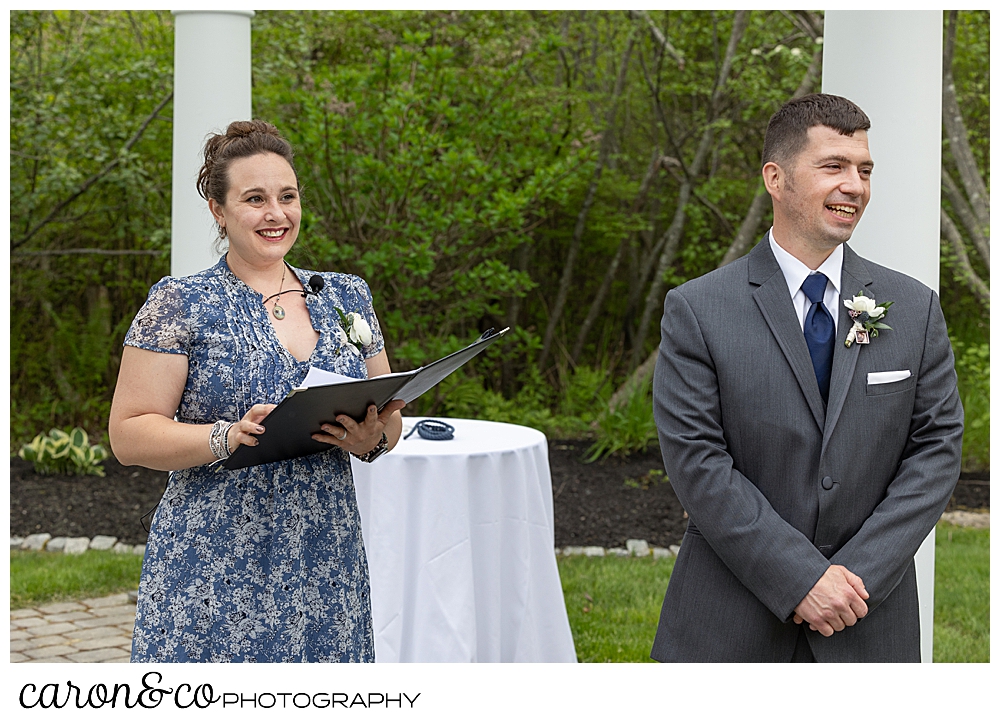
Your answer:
[826,204,857,219]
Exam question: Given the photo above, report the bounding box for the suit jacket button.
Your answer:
[821,476,834,490]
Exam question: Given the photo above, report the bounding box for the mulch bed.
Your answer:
[10,457,167,545]
[9,444,990,548]
[548,442,989,549]
[549,441,688,549]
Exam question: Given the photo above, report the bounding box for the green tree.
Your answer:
[938,10,989,471]
[10,10,174,443]
[8,10,989,467]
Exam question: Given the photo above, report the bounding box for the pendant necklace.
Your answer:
[269,265,287,320]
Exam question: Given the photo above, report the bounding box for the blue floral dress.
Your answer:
[125,257,383,663]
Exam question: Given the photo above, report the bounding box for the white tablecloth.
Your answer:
[351,417,577,662]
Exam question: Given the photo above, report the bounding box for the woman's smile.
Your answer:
[257,227,289,241]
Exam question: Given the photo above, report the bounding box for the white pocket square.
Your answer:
[867,370,911,385]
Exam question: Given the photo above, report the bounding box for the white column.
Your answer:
[171,10,254,278]
[822,10,943,663]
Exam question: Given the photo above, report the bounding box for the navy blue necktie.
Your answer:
[801,273,834,403]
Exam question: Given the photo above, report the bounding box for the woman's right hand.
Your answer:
[227,404,277,451]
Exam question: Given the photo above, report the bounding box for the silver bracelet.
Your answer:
[209,420,234,460]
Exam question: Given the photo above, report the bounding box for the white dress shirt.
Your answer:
[768,229,842,333]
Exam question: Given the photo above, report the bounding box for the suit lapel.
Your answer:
[749,240,826,431]
[822,244,874,454]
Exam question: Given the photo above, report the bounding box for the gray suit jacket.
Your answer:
[650,239,964,662]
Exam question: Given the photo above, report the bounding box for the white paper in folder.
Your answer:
[299,366,356,389]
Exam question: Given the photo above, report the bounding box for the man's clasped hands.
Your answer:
[793,565,870,637]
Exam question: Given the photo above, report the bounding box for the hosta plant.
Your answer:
[18,427,108,477]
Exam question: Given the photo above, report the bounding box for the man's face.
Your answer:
[777,125,873,250]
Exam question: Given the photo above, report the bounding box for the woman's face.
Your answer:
[209,152,301,268]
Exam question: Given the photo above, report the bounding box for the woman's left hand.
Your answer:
[313,399,406,455]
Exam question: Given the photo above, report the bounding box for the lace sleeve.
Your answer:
[123,277,191,356]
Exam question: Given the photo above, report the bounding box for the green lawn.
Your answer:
[10,523,988,663]
[10,549,143,609]
[933,522,990,662]
[558,554,674,662]
[558,522,989,662]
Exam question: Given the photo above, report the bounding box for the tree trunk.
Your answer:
[942,11,989,236]
[571,147,661,364]
[539,30,637,370]
[633,9,685,69]
[630,10,748,370]
[791,45,824,98]
[502,242,533,395]
[942,166,990,269]
[607,337,658,410]
[612,14,822,401]
[717,43,823,267]
[718,189,771,266]
[937,10,989,311]
[624,190,661,337]
[941,209,989,305]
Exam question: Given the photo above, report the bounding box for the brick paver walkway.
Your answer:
[11,592,135,663]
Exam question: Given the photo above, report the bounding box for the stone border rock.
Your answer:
[940,510,990,529]
[11,534,145,556]
[556,512,990,559]
[16,512,987,561]
[557,539,679,559]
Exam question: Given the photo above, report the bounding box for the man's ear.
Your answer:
[762,161,783,199]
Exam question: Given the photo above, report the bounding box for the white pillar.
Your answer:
[822,10,943,664]
[171,10,254,278]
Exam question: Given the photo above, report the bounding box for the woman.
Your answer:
[109,120,404,662]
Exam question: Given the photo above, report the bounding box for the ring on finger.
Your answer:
[336,428,348,441]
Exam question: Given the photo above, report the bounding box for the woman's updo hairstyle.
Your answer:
[197,120,297,240]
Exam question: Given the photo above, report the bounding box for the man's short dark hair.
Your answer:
[761,93,871,168]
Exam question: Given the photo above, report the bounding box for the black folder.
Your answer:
[222,327,508,469]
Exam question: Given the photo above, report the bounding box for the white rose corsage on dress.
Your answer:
[335,309,373,352]
[843,292,893,347]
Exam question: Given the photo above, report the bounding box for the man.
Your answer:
[650,94,964,662]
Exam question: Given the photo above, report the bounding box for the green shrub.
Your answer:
[951,339,989,471]
[585,373,657,462]
[427,365,599,439]
[18,426,108,477]
[557,364,615,422]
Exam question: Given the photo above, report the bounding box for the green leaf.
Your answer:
[70,446,85,463]
[70,426,89,448]
[92,444,108,463]
[48,437,71,459]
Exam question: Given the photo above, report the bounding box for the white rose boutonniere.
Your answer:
[843,292,894,348]
[336,309,373,352]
